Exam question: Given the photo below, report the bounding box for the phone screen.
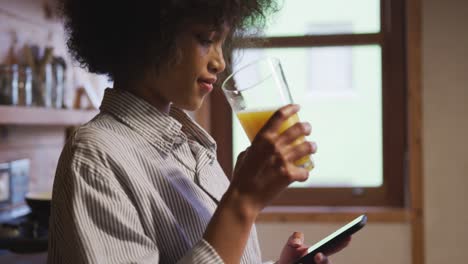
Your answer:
[306,215,366,254]
[294,215,367,264]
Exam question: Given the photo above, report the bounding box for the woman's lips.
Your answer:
[198,78,216,93]
[198,80,213,93]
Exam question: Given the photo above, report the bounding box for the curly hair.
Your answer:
[60,0,278,80]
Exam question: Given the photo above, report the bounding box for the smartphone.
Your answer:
[293,214,367,264]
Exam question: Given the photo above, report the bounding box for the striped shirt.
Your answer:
[47,88,265,264]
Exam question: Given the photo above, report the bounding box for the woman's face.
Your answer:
[148,23,229,111]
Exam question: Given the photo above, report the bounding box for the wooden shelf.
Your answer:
[0,105,98,126]
[257,206,412,223]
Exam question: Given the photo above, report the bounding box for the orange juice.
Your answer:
[237,109,313,170]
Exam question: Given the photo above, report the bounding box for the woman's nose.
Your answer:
[208,48,226,74]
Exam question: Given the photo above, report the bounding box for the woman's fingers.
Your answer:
[314,253,331,264]
[258,104,300,137]
[276,122,311,146]
[284,141,317,163]
[288,232,305,247]
[277,163,309,182]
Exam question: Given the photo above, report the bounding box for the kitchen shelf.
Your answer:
[0,105,98,126]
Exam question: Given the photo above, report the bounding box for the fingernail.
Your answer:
[310,141,317,152]
[290,231,303,241]
[292,238,302,245]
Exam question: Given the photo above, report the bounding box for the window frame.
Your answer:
[206,0,407,207]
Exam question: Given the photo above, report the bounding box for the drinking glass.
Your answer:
[222,57,313,170]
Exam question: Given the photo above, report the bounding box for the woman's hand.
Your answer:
[204,105,316,264]
[228,104,317,214]
[278,232,351,264]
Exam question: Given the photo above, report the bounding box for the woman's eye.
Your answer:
[201,39,214,45]
[196,34,214,46]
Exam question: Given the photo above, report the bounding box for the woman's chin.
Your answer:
[174,98,205,112]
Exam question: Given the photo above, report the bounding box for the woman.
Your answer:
[48,1,350,263]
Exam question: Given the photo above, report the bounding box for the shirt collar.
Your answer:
[170,107,217,159]
[99,88,216,157]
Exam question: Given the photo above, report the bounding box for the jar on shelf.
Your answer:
[18,65,33,106]
[51,59,65,109]
[0,64,19,105]
[0,65,34,106]
[32,63,53,108]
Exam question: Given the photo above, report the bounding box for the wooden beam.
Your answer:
[406,0,425,263]
[240,33,383,48]
[257,207,411,223]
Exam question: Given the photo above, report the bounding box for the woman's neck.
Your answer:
[113,75,171,114]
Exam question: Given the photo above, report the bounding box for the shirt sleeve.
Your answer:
[178,239,224,264]
[47,145,224,264]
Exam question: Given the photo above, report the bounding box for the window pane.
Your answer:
[263,0,380,36]
[232,46,383,187]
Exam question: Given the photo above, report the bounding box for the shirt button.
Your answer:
[174,136,185,145]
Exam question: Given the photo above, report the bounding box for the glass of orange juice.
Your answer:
[221,57,313,170]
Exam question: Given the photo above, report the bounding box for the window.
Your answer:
[209,0,406,206]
